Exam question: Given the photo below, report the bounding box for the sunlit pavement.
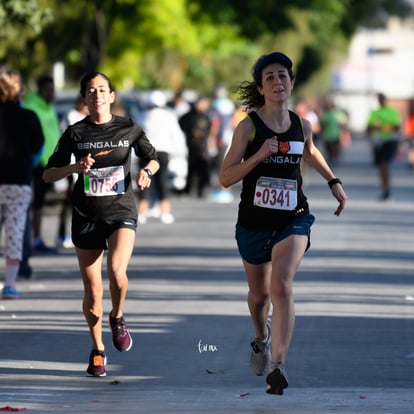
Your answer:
[1,137,414,413]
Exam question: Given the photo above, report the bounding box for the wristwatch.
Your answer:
[143,168,153,178]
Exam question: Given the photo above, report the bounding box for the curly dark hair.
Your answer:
[232,80,264,111]
[233,53,295,110]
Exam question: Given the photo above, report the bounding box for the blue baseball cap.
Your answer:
[253,52,293,80]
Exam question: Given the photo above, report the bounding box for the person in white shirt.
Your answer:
[137,90,187,224]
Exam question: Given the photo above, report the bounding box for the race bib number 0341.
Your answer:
[84,165,125,197]
[253,176,297,210]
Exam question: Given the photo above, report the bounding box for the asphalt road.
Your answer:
[1,137,413,413]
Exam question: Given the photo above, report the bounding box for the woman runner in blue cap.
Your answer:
[220,52,347,395]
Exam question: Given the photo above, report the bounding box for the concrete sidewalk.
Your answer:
[1,138,414,413]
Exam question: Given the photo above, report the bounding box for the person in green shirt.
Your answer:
[24,75,61,253]
[366,93,401,200]
[320,99,349,165]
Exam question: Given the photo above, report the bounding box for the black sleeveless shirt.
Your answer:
[237,110,309,231]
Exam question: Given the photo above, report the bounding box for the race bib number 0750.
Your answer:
[253,176,297,211]
[84,165,125,197]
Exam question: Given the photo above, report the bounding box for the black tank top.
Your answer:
[237,110,309,231]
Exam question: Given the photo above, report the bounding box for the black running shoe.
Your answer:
[109,314,133,352]
[86,349,107,377]
[266,361,288,395]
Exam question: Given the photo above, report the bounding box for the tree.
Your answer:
[1,0,411,95]
[192,0,412,93]
[0,0,52,77]
[40,1,121,84]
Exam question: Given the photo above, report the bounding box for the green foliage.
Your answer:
[0,0,52,76]
[0,0,411,97]
[0,0,52,36]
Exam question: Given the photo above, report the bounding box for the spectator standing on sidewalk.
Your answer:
[219,52,347,395]
[179,95,212,198]
[43,72,159,376]
[171,90,191,118]
[320,99,349,165]
[0,67,44,298]
[24,74,61,253]
[137,90,187,224]
[366,92,401,201]
[208,85,236,203]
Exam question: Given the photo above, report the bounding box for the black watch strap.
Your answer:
[328,178,342,188]
[143,168,153,178]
